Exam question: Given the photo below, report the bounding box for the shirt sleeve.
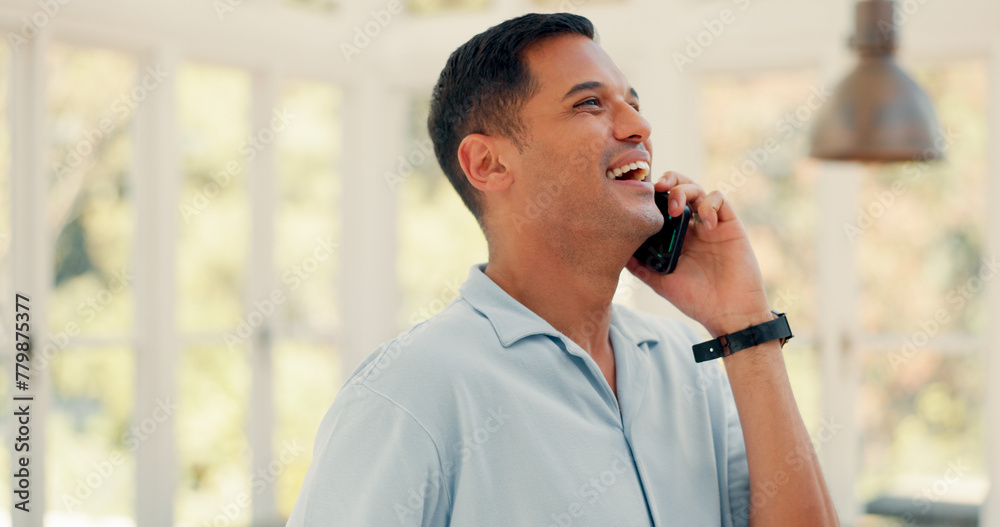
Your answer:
[286,382,452,527]
[676,320,751,527]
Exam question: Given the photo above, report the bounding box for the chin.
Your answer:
[636,203,664,236]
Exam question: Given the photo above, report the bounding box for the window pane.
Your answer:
[276,80,340,330]
[177,345,251,526]
[699,71,822,431]
[858,348,987,505]
[396,96,487,332]
[274,340,341,515]
[47,43,136,337]
[177,63,251,334]
[48,347,135,520]
[857,60,988,335]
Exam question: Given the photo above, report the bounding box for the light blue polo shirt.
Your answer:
[287,263,751,526]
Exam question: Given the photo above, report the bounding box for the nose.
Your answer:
[613,102,651,145]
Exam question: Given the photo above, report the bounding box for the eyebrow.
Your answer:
[561,81,640,101]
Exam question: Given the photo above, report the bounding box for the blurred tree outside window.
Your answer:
[273,79,342,516]
[175,62,253,525]
[44,42,138,523]
[856,59,988,507]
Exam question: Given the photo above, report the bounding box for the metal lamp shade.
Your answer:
[809,0,943,162]
[810,56,942,162]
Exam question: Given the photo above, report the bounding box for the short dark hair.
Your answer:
[427,12,595,224]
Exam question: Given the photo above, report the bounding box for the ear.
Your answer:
[457,134,513,193]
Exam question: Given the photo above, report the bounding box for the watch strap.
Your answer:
[692,311,793,363]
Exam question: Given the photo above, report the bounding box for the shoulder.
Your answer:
[349,296,497,387]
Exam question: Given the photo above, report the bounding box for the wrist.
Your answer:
[705,309,775,339]
[693,310,793,364]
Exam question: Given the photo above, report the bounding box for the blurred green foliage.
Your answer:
[854,59,989,502]
[858,60,988,335]
[39,50,344,525]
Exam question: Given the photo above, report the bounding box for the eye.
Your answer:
[575,97,600,108]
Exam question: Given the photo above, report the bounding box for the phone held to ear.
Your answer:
[633,191,691,274]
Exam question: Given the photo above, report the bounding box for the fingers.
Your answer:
[653,171,694,192]
[653,171,737,229]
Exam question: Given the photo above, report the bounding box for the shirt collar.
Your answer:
[459,263,661,349]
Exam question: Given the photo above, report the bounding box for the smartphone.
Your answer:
[633,191,691,274]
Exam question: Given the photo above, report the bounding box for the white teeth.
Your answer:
[607,159,652,181]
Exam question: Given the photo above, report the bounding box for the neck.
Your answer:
[484,232,630,356]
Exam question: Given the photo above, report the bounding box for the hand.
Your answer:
[625,171,772,337]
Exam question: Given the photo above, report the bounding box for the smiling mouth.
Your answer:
[605,160,650,182]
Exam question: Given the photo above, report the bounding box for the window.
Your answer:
[46,42,138,523]
[273,79,342,515]
[855,59,989,508]
[395,96,487,333]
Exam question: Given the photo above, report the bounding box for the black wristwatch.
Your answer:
[692,310,793,363]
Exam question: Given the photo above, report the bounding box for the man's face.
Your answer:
[503,34,662,253]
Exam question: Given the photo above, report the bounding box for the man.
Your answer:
[288,12,838,527]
